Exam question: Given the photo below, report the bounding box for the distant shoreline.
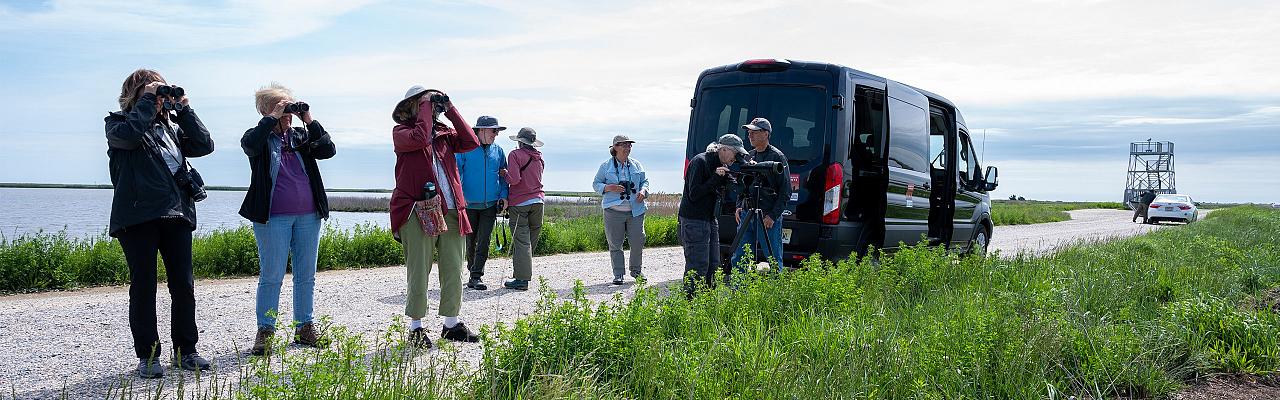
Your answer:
[0,182,600,197]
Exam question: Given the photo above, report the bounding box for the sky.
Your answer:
[0,0,1277,203]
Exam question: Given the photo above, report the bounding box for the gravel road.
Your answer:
[0,208,1200,398]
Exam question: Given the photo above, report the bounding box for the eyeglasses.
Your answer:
[614,143,633,148]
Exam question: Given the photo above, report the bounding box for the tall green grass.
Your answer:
[991,200,1128,225]
[0,214,680,293]
[39,206,1279,398]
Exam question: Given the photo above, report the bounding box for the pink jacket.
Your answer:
[504,146,545,205]
[390,106,479,235]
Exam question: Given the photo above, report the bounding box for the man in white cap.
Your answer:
[679,133,747,297]
[732,117,791,271]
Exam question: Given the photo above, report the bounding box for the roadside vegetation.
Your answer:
[37,206,1278,399]
[991,200,1127,225]
[0,202,679,293]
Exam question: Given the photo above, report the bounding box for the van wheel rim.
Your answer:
[975,231,989,254]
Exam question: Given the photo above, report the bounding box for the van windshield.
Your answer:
[693,85,828,162]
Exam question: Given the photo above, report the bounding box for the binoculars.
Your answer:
[284,102,310,114]
[156,85,184,98]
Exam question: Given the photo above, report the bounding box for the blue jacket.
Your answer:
[592,157,649,217]
[456,143,508,209]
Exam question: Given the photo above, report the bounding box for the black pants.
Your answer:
[117,218,199,360]
[465,205,500,280]
[679,217,720,297]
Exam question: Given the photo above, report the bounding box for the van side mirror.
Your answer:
[983,166,999,191]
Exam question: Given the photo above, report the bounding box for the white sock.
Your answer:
[409,319,422,330]
[443,316,459,328]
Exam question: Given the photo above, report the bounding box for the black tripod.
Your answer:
[728,173,781,274]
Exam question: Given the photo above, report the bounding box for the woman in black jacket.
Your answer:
[105,69,214,379]
[238,83,336,356]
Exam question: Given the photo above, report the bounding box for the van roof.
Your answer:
[698,59,966,126]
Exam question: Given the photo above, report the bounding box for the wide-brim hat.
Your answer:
[392,85,432,124]
[510,127,544,147]
[474,115,507,131]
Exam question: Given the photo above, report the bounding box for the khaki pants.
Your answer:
[400,210,465,319]
[509,203,544,280]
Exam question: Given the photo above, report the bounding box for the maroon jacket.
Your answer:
[390,106,479,236]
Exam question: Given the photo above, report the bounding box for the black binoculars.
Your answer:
[284,102,309,114]
[429,93,449,104]
[618,180,636,200]
[156,85,184,98]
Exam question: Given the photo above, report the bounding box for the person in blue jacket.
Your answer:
[455,115,509,290]
[592,135,649,285]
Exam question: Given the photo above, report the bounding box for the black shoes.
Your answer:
[172,352,211,371]
[137,358,164,379]
[441,322,480,343]
[503,279,529,291]
[466,278,489,290]
[408,327,433,349]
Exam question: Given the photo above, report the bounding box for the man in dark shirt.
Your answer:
[732,118,791,272]
[1133,189,1158,223]
[679,134,747,296]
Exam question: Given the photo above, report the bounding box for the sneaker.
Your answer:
[612,277,624,285]
[503,279,529,291]
[466,278,489,291]
[441,322,480,343]
[137,358,164,379]
[172,352,211,371]
[251,328,275,356]
[294,322,323,348]
[408,327,433,349]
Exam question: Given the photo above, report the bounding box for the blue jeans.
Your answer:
[252,213,322,330]
[731,210,784,272]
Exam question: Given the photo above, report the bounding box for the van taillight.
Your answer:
[822,162,842,224]
[739,59,791,72]
[683,158,690,179]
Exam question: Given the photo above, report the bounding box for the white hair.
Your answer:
[254,82,294,115]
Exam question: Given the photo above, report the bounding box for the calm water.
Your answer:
[0,188,391,239]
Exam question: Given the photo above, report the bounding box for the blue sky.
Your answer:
[1,0,1277,203]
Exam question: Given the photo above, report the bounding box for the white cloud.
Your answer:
[0,0,378,53]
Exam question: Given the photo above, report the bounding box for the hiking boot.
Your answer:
[294,322,323,348]
[441,322,480,343]
[251,328,275,356]
[466,278,489,291]
[137,358,164,379]
[408,327,433,349]
[503,279,529,291]
[172,352,211,371]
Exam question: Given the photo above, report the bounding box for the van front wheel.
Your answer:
[969,225,990,256]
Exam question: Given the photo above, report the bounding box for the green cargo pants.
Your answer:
[400,210,465,319]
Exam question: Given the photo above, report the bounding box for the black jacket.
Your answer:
[744,144,792,221]
[238,116,336,224]
[105,93,215,237]
[679,150,728,221]
[1139,191,1158,204]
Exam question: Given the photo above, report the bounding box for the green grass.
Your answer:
[0,211,680,293]
[52,206,1279,399]
[991,200,1128,225]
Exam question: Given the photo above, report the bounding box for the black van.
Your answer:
[683,59,999,266]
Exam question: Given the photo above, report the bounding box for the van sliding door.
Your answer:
[883,81,931,248]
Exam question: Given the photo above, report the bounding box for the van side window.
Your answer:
[852,86,886,168]
[886,98,928,172]
[928,110,949,171]
[957,131,973,183]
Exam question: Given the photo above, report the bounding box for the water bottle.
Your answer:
[423,182,438,199]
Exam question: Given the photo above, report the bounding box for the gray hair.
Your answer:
[254,82,294,116]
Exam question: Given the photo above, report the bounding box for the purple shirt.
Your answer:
[270,131,316,216]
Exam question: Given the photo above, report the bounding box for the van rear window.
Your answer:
[693,86,828,162]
